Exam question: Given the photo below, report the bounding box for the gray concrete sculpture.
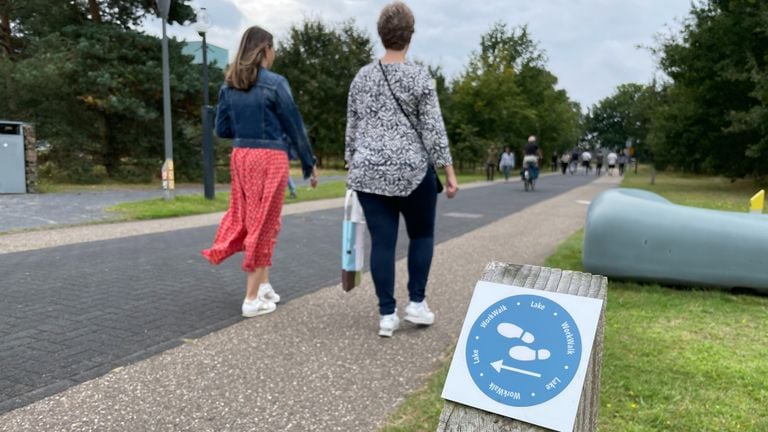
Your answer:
[583,188,768,291]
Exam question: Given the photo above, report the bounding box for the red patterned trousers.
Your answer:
[202,148,288,272]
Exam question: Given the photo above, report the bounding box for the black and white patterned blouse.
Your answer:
[345,61,453,197]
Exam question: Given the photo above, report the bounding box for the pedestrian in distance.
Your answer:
[287,176,297,199]
[485,143,499,181]
[285,138,299,199]
[499,146,515,181]
[560,152,570,175]
[551,152,558,172]
[202,26,319,318]
[570,149,579,175]
[606,150,618,176]
[346,1,458,337]
[581,150,592,175]
[618,150,627,176]
[595,149,604,176]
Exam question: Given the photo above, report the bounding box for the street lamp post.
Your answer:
[157,0,174,200]
[196,8,215,200]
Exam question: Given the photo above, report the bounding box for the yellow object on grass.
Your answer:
[750,190,764,213]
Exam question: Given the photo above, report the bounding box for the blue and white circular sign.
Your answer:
[465,294,582,407]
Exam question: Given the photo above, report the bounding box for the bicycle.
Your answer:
[521,161,538,192]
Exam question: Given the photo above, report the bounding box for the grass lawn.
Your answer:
[622,165,763,212]
[37,167,350,194]
[379,169,768,432]
[106,171,488,221]
[37,179,162,193]
[546,232,768,432]
[108,180,349,220]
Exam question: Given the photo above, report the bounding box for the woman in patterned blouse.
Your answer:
[345,1,459,337]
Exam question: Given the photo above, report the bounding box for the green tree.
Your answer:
[650,0,768,177]
[447,23,581,166]
[0,0,193,58]
[426,64,449,102]
[586,83,657,159]
[0,0,79,58]
[10,24,218,181]
[0,0,220,182]
[271,19,373,166]
[516,64,582,155]
[448,23,536,162]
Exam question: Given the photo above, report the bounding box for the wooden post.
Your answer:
[437,263,607,432]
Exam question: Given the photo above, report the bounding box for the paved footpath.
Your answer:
[0,185,228,233]
[0,174,619,431]
[0,176,345,234]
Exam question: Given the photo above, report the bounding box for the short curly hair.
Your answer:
[377,2,414,50]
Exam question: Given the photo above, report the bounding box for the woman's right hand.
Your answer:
[310,166,319,189]
[445,177,459,199]
[444,165,459,199]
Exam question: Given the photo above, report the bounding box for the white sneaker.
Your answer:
[404,301,435,325]
[242,297,276,318]
[378,311,400,337]
[258,283,281,304]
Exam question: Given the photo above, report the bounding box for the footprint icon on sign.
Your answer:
[496,322,551,364]
[497,323,535,343]
[508,345,551,361]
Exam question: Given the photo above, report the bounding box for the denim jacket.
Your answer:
[215,68,315,179]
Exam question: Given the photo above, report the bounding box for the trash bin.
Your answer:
[0,121,26,193]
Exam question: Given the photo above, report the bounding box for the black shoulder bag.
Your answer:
[378,61,444,194]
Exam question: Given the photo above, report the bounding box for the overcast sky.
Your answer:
[143,0,693,109]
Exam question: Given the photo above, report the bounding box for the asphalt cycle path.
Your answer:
[0,173,596,415]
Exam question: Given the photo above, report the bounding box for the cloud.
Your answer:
[204,0,243,30]
[143,0,692,108]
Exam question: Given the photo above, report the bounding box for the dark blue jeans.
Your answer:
[356,172,437,315]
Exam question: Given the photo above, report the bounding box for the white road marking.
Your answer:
[443,212,484,219]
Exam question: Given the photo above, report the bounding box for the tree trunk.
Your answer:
[102,115,119,177]
[4,62,15,110]
[1,6,15,109]
[0,8,11,57]
[88,0,101,23]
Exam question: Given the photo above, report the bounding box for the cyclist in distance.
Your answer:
[522,135,542,179]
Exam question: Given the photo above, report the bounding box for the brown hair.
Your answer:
[225,26,273,90]
[377,2,414,50]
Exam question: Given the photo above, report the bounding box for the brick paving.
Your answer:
[0,174,596,414]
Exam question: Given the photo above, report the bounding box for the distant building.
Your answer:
[182,41,229,68]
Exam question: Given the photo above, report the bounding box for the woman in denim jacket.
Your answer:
[203,26,318,318]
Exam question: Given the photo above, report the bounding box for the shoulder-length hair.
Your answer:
[225,26,273,90]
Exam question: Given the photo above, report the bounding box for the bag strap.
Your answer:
[378,61,430,159]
